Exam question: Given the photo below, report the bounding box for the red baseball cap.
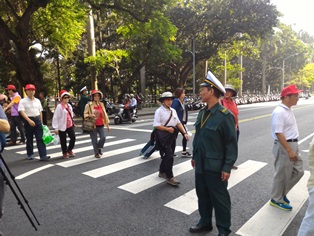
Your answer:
[281,84,303,97]
[25,84,36,91]
[5,84,16,91]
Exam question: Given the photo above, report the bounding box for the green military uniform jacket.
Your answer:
[193,102,238,174]
[78,94,91,115]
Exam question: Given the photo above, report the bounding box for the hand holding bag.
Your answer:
[42,125,54,145]
[82,104,96,131]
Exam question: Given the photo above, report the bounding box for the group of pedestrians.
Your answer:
[153,71,313,236]
[1,74,313,235]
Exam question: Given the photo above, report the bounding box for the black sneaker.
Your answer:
[181,152,192,158]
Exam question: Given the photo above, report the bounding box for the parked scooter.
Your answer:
[114,105,138,124]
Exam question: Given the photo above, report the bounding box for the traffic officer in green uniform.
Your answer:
[189,71,238,236]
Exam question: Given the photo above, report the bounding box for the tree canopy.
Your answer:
[0,0,313,99]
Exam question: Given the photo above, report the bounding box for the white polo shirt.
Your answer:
[271,103,299,140]
[153,105,181,127]
[18,97,43,117]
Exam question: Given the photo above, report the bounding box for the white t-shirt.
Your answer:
[153,105,181,127]
[271,103,299,140]
[18,97,43,117]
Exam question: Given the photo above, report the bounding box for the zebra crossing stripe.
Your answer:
[164,160,267,215]
[36,138,135,159]
[56,143,146,168]
[109,127,152,133]
[236,171,310,236]
[118,160,193,194]
[15,136,116,154]
[83,153,160,178]
[82,146,183,178]
[4,134,109,151]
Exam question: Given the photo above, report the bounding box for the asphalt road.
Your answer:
[1,97,314,236]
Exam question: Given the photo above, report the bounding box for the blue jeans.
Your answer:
[89,126,106,155]
[24,117,47,159]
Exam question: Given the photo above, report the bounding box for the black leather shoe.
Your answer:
[189,224,213,233]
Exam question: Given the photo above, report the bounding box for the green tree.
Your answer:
[0,0,86,93]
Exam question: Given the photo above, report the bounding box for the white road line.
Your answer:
[118,160,193,194]
[15,164,55,180]
[4,134,101,151]
[121,121,153,128]
[164,160,267,215]
[109,127,152,132]
[82,146,183,178]
[83,154,159,178]
[236,171,310,236]
[16,136,116,154]
[298,132,314,145]
[32,139,135,159]
[56,143,146,168]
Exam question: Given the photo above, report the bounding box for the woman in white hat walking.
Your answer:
[153,91,189,186]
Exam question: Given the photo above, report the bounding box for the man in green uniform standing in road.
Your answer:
[189,71,238,236]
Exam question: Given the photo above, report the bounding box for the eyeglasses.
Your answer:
[63,97,70,99]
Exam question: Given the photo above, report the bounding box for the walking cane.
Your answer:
[0,154,39,230]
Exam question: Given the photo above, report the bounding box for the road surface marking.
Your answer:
[56,143,146,168]
[83,146,183,178]
[118,160,193,194]
[236,171,310,236]
[15,136,116,154]
[164,160,267,215]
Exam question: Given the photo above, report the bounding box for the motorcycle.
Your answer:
[104,99,115,115]
[114,104,138,124]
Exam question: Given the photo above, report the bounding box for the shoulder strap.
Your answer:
[164,110,173,126]
[65,106,74,123]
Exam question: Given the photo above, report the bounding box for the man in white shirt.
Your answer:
[270,84,304,211]
[18,84,50,161]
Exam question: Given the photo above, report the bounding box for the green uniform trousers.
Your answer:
[195,172,231,235]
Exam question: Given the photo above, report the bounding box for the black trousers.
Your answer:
[9,116,25,143]
[58,126,76,154]
[157,130,175,179]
